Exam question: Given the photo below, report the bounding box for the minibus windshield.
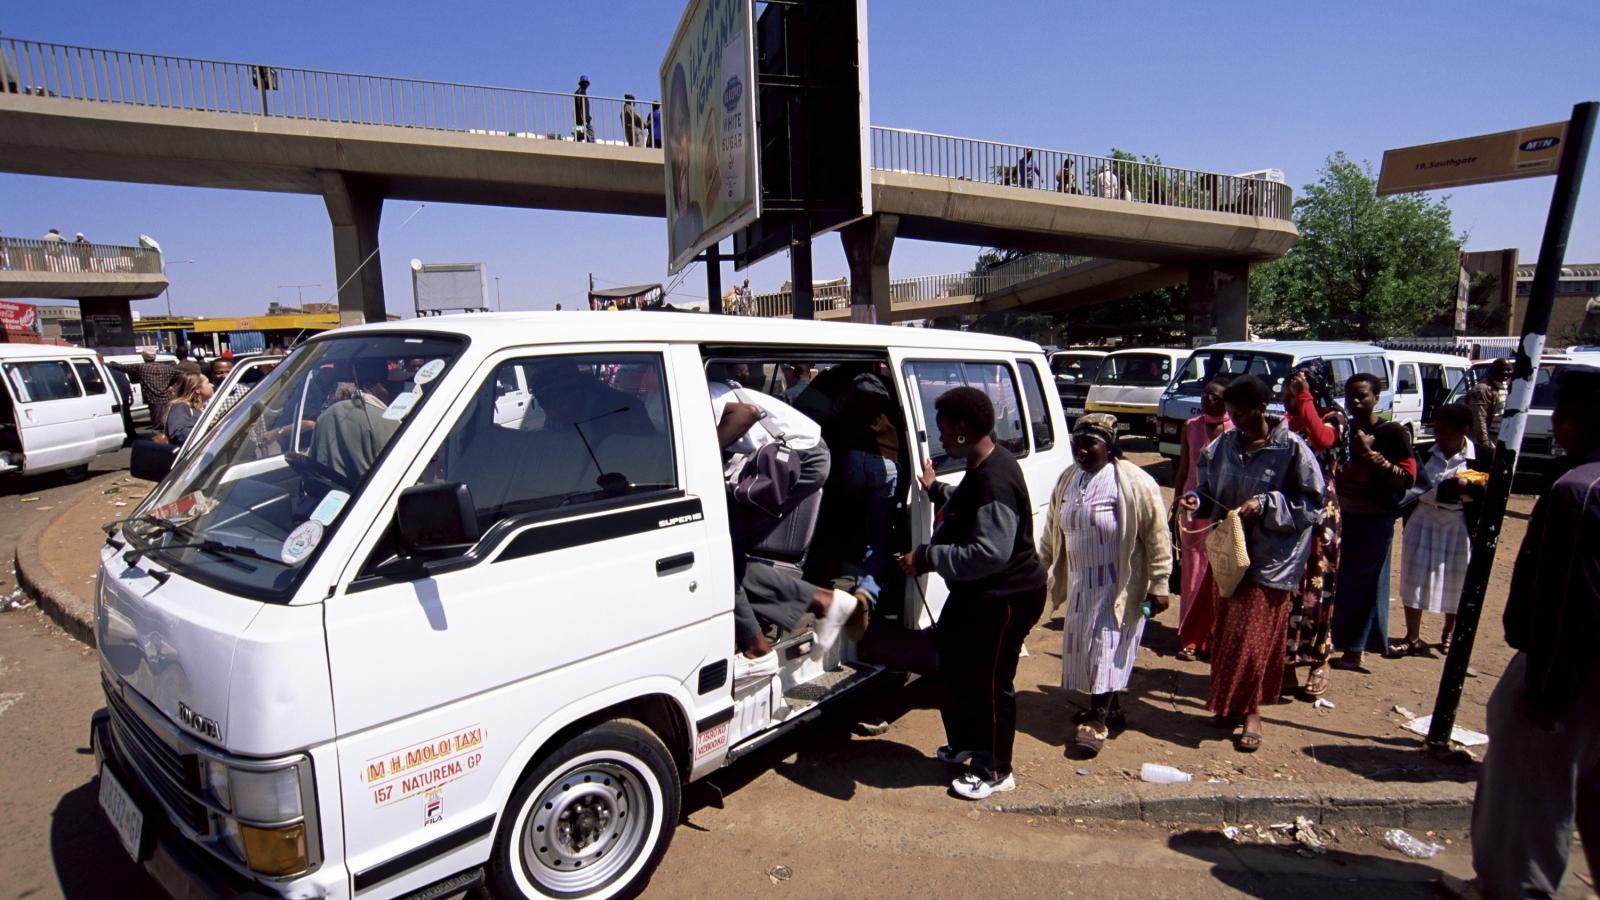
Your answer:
[128,334,464,601]
[1169,350,1294,397]
[1099,353,1174,387]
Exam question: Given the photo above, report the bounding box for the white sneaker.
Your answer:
[951,771,1016,800]
[809,590,859,661]
[733,651,779,684]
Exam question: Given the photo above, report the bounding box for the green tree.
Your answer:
[1251,152,1464,340]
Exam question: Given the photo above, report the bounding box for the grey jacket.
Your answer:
[1190,416,1325,592]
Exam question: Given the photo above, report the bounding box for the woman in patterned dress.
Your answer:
[1281,360,1346,697]
[1173,379,1232,660]
[1040,414,1172,758]
[1181,376,1325,752]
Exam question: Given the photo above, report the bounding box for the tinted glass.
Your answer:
[1396,364,1417,393]
[1099,353,1173,387]
[1050,353,1103,384]
[1017,360,1055,451]
[5,360,82,402]
[1355,355,1389,390]
[71,360,107,395]
[421,353,677,531]
[963,363,1027,457]
[1171,351,1292,397]
[905,360,1027,472]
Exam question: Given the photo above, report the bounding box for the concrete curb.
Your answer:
[13,471,122,647]
[983,780,1475,829]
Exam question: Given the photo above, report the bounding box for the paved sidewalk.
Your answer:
[10,461,1573,862]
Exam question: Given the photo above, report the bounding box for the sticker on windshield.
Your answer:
[413,359,446,385]
[280,520,324,565]
[382,390,420,422]
[310,490,350,525]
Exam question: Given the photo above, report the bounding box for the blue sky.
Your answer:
[2,0,1596,318]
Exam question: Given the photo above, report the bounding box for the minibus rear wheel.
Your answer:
[485,718,680,899]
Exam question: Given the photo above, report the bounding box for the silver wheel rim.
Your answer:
[518,760,652,895]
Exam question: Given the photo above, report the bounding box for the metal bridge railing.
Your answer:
[870,126,1293,220]
[738,255,1104,319]
[0,236,162,275]
[0,37,657,146]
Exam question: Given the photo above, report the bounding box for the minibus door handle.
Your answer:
[656,552,694,576]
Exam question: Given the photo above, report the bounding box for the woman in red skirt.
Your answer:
[1180,376,1325,752]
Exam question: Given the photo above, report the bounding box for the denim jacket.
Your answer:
[1191,416,1326,591]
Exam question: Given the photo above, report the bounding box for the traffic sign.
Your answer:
[1377,120,1569,195]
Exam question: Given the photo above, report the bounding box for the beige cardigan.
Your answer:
[1038,458,1173,626]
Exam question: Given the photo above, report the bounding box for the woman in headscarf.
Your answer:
[1172,379,1232,661]
[1281,359,1346,697]
[1040,414,1172,758]
[901,387,1047,800]
[1181,376,1324,752]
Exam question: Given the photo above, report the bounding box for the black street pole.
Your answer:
[706,242,723,315]
[1427,100,1597,749]
[790,222,814,320]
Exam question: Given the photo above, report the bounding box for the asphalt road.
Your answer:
[0,447,1577,899]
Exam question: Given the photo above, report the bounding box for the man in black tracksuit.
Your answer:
[903,386,1047,800]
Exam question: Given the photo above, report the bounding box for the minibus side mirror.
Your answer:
[130,438,178,482]
[396,483,481,555]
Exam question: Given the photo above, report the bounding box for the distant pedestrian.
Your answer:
[1017,148,1041,188]
[174,345,203,376]
[1055,158,1079,194]
[42,228,65,271]
[1095,165,1122,200]
[132,348,177,431]
[161,372,213,446]
[1282,360,1346,698]
[72,232,92,272]
[98,351,137,444]
[901,387,1046,800]
[622,93,645,147]
[573,75,593,142]
[1472,365,1600,899]
[1467,357,1510,463]
[1395,402,1483,655]
[1330,373,1415,670]
[649,101,662,148]
[1182,375,1324,753]
[208,356,233,388]
[1173,379,1231,661]
[1041,413,1171,758]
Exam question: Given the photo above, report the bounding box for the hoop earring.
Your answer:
[957,435,966,445]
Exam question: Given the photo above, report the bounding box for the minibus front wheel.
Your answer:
[485,719,680,899]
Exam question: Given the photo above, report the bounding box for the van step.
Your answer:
[783,663,873,704]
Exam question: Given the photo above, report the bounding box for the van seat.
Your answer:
[747,489,822,564]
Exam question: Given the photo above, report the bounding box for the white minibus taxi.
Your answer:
[1156,341,1392,457]
[1385,350,1469,446]
[91,313,1070,899]
[1083,347,1187,438]
[0,344,126,477]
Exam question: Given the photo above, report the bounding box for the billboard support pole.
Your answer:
[790,222,813,320]
[1426,100,1597,750]
[706,243,723,315]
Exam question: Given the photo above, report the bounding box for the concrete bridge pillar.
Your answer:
[78,296,137,352]
[1187,261,1250,344]
[843,214,899,324]
[321,173,387,326]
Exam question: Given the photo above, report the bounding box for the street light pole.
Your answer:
[495,276,502,311]
[276,283,320,307]
[161,258,195,318]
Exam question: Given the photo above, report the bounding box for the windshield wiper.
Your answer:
[127,513,193,541]
[155,539,282,568]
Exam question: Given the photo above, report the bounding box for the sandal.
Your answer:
[1406,639,1433,657]
[1073,721,1108,758]
[1304,664,1329,697]
[1235,731,1263,753]
[1175,646,1198,662]
[1330,653,1364,671]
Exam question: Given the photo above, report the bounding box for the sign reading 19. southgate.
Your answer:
[662,0,760,273]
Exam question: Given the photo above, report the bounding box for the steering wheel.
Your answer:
[284,451,357,492]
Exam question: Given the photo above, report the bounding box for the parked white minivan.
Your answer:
[1083,347,1187,438]
[1385,350,1470,446]
[0,344,126,477]
[91,313,1071,899]
[1156,341,1392,457]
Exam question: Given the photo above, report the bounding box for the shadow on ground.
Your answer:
[51,779,165,899]
[1166,829,1446,898]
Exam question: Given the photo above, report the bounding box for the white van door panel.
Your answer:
[71,358,125,453]
[322,343,729,889]
[4,357,98,473]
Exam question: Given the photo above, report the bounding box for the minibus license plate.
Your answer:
[99,766,144,862]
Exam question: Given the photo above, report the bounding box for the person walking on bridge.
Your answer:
[573,75,594,142]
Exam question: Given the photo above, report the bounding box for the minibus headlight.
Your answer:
[229,766,303,821]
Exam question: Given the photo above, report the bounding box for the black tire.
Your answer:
[63,464,89,482]
[483,719,680,900]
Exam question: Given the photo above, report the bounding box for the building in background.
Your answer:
[1514,262,1600,347]
[36,303,83,343]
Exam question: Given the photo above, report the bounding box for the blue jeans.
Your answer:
[838,450,899,588]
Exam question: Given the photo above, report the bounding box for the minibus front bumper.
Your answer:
[90,709,281,900]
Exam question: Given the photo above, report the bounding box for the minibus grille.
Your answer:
[104,681,210,834]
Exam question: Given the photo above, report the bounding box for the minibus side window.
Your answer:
[1355,354,1389,390]
[4,361,83,402]
[1016,360,1055,451]
[71,360,107,395]
[421,352,678,533]
[1328,357,1355,387]
[905,360,1027,472]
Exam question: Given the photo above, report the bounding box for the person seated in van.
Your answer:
[161,373,214,446]
[900,387,1046,800]
[528,359,655,438]
[1394,402,1484,657]
[710,369,858,682]
[779,362,814,404]
[309,357,407,483]
[824,367,902,596]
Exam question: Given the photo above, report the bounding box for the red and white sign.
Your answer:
[0,301,39,334]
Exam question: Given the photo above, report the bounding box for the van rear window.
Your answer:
[1099,354,1173,387]
[5,360,84,402]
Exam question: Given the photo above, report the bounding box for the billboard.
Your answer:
[661,0,760,273]
[0,301,39,334]
[411,262,488,315]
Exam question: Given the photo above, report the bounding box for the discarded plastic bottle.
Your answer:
[1139,763,1193,784]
